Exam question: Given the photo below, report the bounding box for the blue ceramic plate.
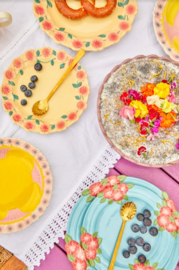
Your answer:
[66,176,179,270]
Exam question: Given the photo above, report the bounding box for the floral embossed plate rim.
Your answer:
[97,54,179,168]
[33,0,138,51]
[0,47,90,134]
[0,138,52,234]
[153,0,179,62]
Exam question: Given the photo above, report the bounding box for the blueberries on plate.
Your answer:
[25,89,32,97]
[31,75,38,83]
[136,237,144,246]
[21,99,27,106]
[123,250,130,258]
[143,218,152,227]
[34,63,42,71]
[143,209,151,218]
[20,85,27,92]
[132,224,140,233]
[140,226,147,234]
[143,243,151,252]
[138,254,146,264]
[137,213,144,222]
[129,246,137,255]
[149,227,158,236]
[127,238,136,246]
[28,82,36,89]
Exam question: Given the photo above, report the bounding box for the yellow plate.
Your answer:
[33,0,138,51]
[0,138,52,233]
[0,47,90,134]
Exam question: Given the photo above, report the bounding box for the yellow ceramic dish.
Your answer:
[0,47,90,134]
[33,0,138,51]
[0,138,52,234]
[154,0,179,61]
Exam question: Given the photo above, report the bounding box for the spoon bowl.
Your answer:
[32,100,49,116]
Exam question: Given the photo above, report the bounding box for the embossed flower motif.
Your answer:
[103,187,113,199]
[79,86,88,95]
[0,139,5,145]
[65,240,79,255]
[68,112,77,121]
[91,39,103,49]
[80,232,92,245]
[85,248,97,260]
[42,20,54,31]
[13,58,23,69]
[25,50,35,61]
[5,69,15,80]
[77,101,85,110]
[108,32,118,42]
[157,3,164,10]
[24,121,34,130]
[41,47,51,58]
[133,263,146,270]
[107,176,120,186]
[72,260,87,270]
[40,123,50,133]
[157,215,170,228]
[4,101,13,110]
[125,4,136,15]
[54,32,65,42]
[72,39,83,49]
[57,51,66,61]
[74,246,86,261]
[12,113,22,122]
[1,84,11,95]
[57,121,66,130]
[119,21,130,31]
[76,71,86,80]
[34,4,46,15]
[89,182,104,196]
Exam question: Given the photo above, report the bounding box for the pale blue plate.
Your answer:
[67,177,179,270]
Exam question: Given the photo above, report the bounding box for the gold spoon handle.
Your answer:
[108,220,127,270]
[46,49,86,102]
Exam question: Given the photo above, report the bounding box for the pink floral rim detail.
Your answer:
[0,47,90,134]
[0,138,52,234]
[33,0,138,51]
[153,0,179,62]
[65,226,102,270]
[129,259,165,270]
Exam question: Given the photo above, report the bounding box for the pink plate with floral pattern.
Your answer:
[0,138,52,234]
[0,47,90,134]
[33,0,138,51]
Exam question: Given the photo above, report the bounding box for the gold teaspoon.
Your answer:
[108,202,137,270]
[32,49,86,116]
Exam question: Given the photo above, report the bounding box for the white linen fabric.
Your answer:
[0,0,167,268]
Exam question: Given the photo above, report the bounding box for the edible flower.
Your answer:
[175,139,179,150]
[141,83,155,97]
[160,111,177,128]
[154,82,170,99]
[140,121,149,136]
[137,146,147,157]
[128,89,140,100]
[160,99,176,113]
[130,100,148,118]
[147,95,163,108]
[167,92,177,103]
[170,81,177,91]
[119,106,136,120]
[147,133,158,141]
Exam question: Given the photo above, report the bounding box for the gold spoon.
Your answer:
[108,202,137,270]
[32,49,86,116]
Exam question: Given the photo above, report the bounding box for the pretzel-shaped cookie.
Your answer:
[55,0,117,20]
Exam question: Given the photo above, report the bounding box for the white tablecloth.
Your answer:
[0,0,167,268]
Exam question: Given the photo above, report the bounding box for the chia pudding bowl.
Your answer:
[97,55,179,167]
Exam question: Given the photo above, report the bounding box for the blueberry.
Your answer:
[28,82,36,89]
[25,90,32,97]
[143,218,152,227]
[123,250,130,258]
[21,99,27,106]
[34,63,42,71]
[129,246,137,255]
[143,243,151,252]
[138,254,146,264]
[137,213,144,221]
[20,85,27,92]
[149,227,158,236]
[132,224,140,233]
[127,238,136,246]
[136,237,144,246]
[140,226,147,234]
[31,75,38,82]
[143,209,151,218]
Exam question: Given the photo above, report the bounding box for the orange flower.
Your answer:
[160,111,177,128]
[141,83,156,97]
[147,104,162,113]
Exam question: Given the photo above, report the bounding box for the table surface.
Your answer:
[34,157,179,270]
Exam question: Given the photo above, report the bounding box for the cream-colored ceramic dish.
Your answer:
[33,0,138,51]
[0,138,52,234]
[1,47,90,134]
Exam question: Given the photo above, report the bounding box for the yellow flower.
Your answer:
[154,82,170,99]
[130,100,148,118]
[161,99,176,113]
